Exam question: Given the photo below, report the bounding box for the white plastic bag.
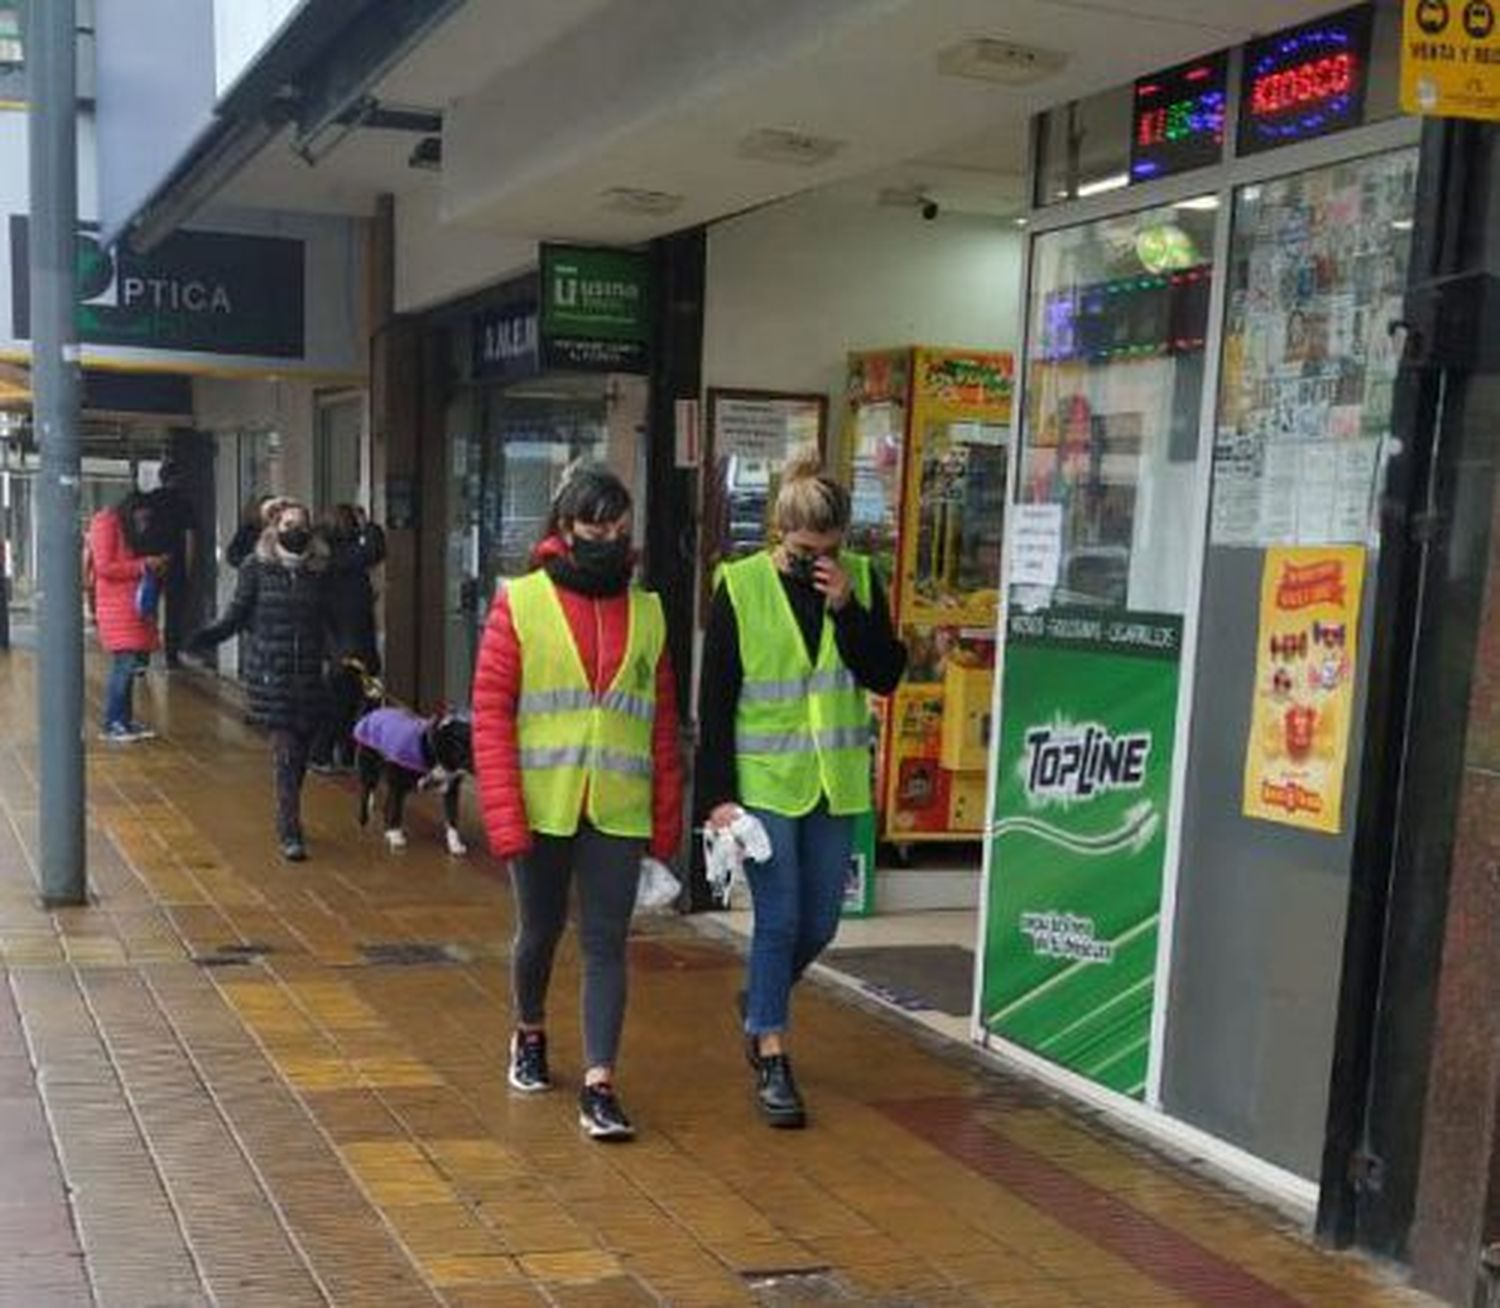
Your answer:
[635,857,682,915]
[702,808,771,907]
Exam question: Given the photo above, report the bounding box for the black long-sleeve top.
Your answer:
[696,566,906,818]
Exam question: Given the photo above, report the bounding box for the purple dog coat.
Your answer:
[354,707,429,774]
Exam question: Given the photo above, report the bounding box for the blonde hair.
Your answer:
[772,447,850,537]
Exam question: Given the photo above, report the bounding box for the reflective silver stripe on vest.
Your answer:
[517,746,652,779]
[738,725,870,755]
[599,690,654,722]
[740,668,857,704]
[516,688,597,715]
[517,688,654,722]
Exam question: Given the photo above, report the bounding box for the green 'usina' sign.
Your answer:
[981,608,1183,1099]
[540,243,650,373]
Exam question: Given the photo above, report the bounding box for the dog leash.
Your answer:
[342,657,405,713]
[340,657,464,722]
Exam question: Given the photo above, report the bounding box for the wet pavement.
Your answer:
[0,655,1441,1306]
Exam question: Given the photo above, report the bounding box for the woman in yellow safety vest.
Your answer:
[472,463,684,1142]
[698,450,906,1128]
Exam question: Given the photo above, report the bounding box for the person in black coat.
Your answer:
[141,459,200,669]
[188,499,334,862]
[225,495,281,570]
[310,503,386,771]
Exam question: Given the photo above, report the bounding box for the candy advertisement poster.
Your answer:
[1242,546,1365,834]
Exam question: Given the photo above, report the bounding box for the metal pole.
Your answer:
[27,0,85,905]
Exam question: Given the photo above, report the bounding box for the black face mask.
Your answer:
[571,535,631,581]
[784,552,820,587]
[279,528,312,556]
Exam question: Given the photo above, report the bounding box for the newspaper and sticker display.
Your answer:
[1211,150,1418,547]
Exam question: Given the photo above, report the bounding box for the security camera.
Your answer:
[921,199,940,221]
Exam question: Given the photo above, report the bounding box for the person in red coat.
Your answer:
[472,463,683,1141]
[88,493,166,742]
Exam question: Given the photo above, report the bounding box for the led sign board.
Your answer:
[1130,51,1229,182]
[1237,4,1373,155]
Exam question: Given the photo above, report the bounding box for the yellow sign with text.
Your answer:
[1402,0,1500,120]
[1243,547,1366,835]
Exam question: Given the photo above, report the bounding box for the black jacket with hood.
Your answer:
[323,522,385,671]
[192,529,334,731]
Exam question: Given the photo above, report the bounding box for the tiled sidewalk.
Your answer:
[0,655,1440,1307]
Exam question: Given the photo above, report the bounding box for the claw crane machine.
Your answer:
[842,346,1014,884]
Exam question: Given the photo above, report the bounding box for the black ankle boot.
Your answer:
[756,1054,806,1129]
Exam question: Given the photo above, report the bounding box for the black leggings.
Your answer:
[510,825,643,1071]
[270,728,312,843]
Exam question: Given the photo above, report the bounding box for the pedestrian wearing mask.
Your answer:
[188,500,334,862]
[226,495,282,570]
[472,463,683,1141]
[698,449,905,1128]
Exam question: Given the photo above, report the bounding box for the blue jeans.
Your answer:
[103,651,138,730]
[744,805,853,1036]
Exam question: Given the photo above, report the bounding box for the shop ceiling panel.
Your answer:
[439,0,1346,243]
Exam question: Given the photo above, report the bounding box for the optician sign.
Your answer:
[9,219,306,359]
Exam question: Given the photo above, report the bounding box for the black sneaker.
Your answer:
[578,1083,635,1141]
[508,1030,550,1093]
[280,839,308,863]
[756,1054,806,1129]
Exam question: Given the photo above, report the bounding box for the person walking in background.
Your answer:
[698,450,905,1128]
[226,495,283,569]
[311,503,386,773]
[188,500,333,862]
[88,491,167,743]
[472,463,683,1142]
[142,458,199,670]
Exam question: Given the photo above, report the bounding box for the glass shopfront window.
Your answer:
[1014,200,1218,615]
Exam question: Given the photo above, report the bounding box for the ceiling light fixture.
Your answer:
[737,128,846,167]
[937,38,1068,86]
[1175,195,1221,211]
[600,187,685,216]
[1077,172,1130,198]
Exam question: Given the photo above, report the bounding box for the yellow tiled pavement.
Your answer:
[0,655,1444,1307]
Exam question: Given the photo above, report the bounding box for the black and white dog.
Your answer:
[353,705,474,855]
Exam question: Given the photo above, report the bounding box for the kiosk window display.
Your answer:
[977,1,1420,1199]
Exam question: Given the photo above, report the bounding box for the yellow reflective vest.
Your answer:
[720,550,873,818]
[508,571,664,839]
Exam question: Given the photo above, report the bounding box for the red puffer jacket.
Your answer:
[88,509,159,655]
[472,538,684,861]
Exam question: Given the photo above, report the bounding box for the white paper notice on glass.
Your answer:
[1010,504,1063,589]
